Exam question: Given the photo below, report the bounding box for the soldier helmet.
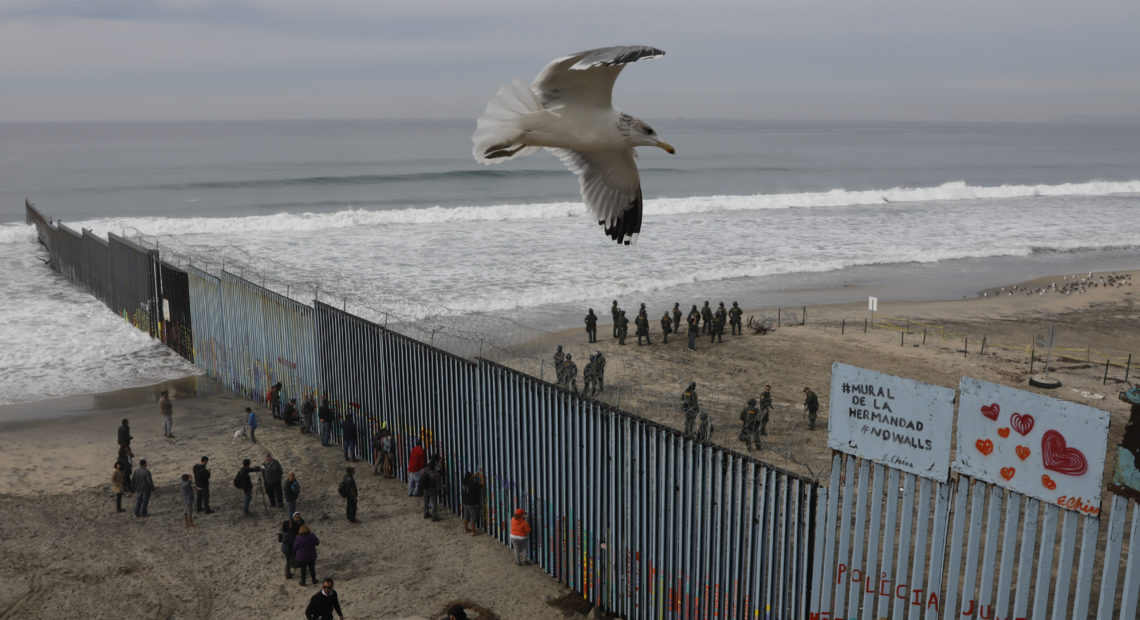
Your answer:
[719,301,724,307]
[699,412,708,419]
[612,300,617,305]
[589,308,593,313]
[566,353,572,360]
[803,387,810,392]
[688,382,696,390]
[733,301,739,306]
[704,301,709,305]
[748,398,757,406]
[640,302,645,308]
[673,302,679,307]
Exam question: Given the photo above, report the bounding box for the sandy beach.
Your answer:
[2,269,1138,619]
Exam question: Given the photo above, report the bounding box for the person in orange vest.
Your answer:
[510,508,531,566]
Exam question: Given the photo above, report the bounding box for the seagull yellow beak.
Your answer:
[657,141,675,154]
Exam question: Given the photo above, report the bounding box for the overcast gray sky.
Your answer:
[2,0,1138,123]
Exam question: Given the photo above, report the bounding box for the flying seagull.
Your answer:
[472,45,674,245]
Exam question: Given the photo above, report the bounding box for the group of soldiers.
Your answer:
[586,300,745,348]
[681,384,822,450]
[552,345,606,396]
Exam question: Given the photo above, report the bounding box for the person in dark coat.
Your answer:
[304,578,343,620]
[284,472,301,518]
[282,398,299,426]
[672,302,682,333]
[235,458,261,516]
[193,455,214,513]
[117,419,133,456]
[461,470,485,535]
[584,309,598,343]
[341,415,357,461]
[116,445,134,493]
[131,459,155,518]
[300,395,316,434]
[267,381,283,419]
[610,300,620,339]
[293,525,320,586]
[700,301,713,335]
[280,520,297,579]
[660,311,673,343]
[318,400,334,446]
[803,387,820,430]
[340,467,359,523]
[262,454,283,508]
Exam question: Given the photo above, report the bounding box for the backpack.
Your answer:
[337,481,348,498]
[233,472,243,489]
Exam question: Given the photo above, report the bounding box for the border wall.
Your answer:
[25,201,815,619]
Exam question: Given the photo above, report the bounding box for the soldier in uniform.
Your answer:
[617,310,630,345]
[584,308,598,343]
[672,303,682,333]
[635,304,651,345]
[583,354,597,395]
[803,387,820,430]
[710,311,725,343]
[594,351,607,393]
[563,354,578,393]
[553,345,565,385]
[758,385,773,435]
[729,302,743,335]
[682,382,699,436]
[660,311,673,343]
[739,398,761,451]
[700,301,713,335]
[695,412,713,443]
[610,300,621,339]
[687,305,700,351]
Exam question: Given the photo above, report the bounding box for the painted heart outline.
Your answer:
[981,403,1000,421]
[1010,413,1035,436]
[1041,430,1088,476]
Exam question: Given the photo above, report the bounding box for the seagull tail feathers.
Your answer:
[472,79,543,164]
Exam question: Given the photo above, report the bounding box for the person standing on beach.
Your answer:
[803,387,820,431]
[635,304,651,345]
[739,398,761,451]
[267,381,283,420]
[695,412,713,442]
[180,474,197,529]
[594,351,606,393]
[159,390,174,438]
[729,302,743,336]
[563,354,578,392]
[112,461,126,513]
[510,508,531,566]
[304,578,343,620]
[235,458,261,516]
[193,455,214,513]
[701,301,713,335]
[117,418,133,455]
[245,407,258,444]
[301,394,316,434]
[710,310,725,343]
[672,302,682,333]
[610,300,620,339]
[584,308,598,343]
[284,472,301,518]
[682,383,699,436]
[660,311,673,343]
[293,525,320,587]
[420,457,442,521]
[373,423,394,477]
[280,520,297,579]
[262,454,284,509]
[583,355,597,395]
[117,445,134,493]
[132,459,154,518]
[461,470,484,535]
[318,400,333,446]
[685,308,698,351]
[341,415,358,461]
[339,466,360,523]
[407,439,426,496]
[617,310,629,345]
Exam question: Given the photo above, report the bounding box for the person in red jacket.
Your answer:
[510,508,531,566]
[407,439,426,496]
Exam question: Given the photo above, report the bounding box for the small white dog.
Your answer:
[232,425,248,443]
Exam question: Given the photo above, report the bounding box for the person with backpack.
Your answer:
[338,466,359,524]
[234,458,261,516]
[284,472,301,519]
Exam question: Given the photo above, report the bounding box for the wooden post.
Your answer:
[841,319,845,335]
[923,328,927,345]
[778,309,781,328]
[964,338,968,357]
[864,318,867,334]
[1126,354,1132,383]
[901,331,905,347]
[802,306,806,325]
[981,336,987,355]
[906,315,910,334]
[1030,342,1035,374]
[1103,358,1111,385]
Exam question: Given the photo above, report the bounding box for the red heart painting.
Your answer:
[981,403,1000,421]
[1015,445,1031,461]
[1041,430,1088,476]
[997,427,1010,438]
[1000,467,1016,480]
[1041,474,1057,490]
[976,438,994,455]
[1010,413,1035,436]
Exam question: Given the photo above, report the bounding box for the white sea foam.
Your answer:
[62,179,1140,238]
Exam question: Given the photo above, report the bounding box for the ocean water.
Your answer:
[2,119,1140,407]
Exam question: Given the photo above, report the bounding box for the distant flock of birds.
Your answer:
[981,272,1132,298]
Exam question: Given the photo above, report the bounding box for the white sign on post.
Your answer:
[868,296,878,312]
[953,377,1111,515]
[828,362,956,481]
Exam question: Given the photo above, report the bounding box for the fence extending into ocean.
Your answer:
[26,201,1140,619]
[25,201,816,618]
